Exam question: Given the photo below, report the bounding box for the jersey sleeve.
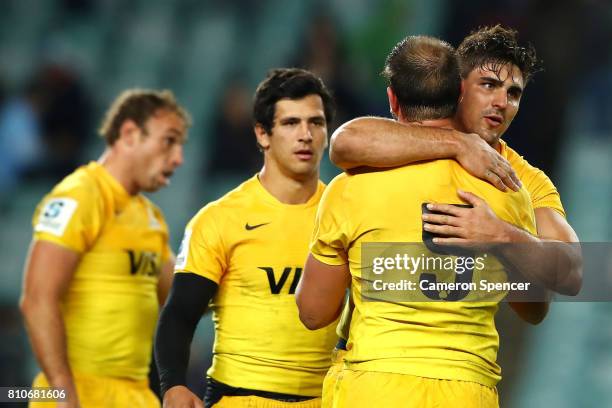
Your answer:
[309,177,350,266]
[174,206,227,284]
[522,168,566,218]
[32,184,103,253]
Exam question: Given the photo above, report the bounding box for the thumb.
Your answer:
[458,189,484,207]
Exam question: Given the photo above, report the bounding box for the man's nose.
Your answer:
[172,145,184,167]
[492,89,508,109]
[298,122,313,143]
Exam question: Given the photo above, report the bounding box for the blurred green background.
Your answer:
[0,0,611,407]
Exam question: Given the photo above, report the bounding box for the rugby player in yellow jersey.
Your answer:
[297,35,555,408]
[155,68,338,408]
[20,89,190,408]
[331,26,581,296]
[315,26,583,408]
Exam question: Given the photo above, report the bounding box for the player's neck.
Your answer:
[406,117,454,130]
[258,163,319,205]
[98,149,139,196]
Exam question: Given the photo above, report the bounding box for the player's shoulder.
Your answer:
[327,172,350,188]
[504,143,532,170]
[321,172,351,198]
[32,163,106,239]
[48,162,102,199]
[36,163,103,219]
[502,141,556,187]
[448,157,533,211]
[503,142,541,174]
[187,176,258,229]
[341,159,455,190]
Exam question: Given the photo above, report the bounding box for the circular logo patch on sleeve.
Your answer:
[34,198,78,237]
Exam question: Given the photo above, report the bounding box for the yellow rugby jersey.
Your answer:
[499,139,566,217]
[32,162,172,380]
[311,159,536,387]
[333,140,565,344]
[175,175,338,396]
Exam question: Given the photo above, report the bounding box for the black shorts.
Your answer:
[204,377,315,408]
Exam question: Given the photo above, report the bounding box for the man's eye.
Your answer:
[481,82,494,89]
[508,90,522,100]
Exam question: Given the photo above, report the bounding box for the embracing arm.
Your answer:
[503,208,580,323]
[330,116,520,192]
[155,272,217,408]
[422,192,582,323]
[498,207,582,294]
[20,241,81,407]
[423,191,582,296]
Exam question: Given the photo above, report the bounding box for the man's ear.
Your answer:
[458,79,466,104]
[117,119,140,147]
[254,124,271,150]
[387,87,400,118]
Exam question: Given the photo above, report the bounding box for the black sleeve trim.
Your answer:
[154,272,217,397]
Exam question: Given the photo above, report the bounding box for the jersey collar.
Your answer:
[251,174,325,209]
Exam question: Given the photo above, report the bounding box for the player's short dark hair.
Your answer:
[99,89,191,145]
[382,36,460,121]
[253,68,335,134]
[457,25,542,84]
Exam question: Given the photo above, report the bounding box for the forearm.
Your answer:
[495,223,582,295]
[21,300,75,388]
[330,117,461,170]
[155,301,197,395]
[155,273,216,396]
